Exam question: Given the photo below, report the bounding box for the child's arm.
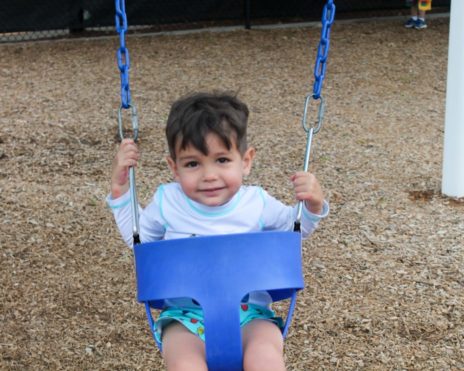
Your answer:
[108,139,165,246]
[111,138,140,199]
[258,179,328,239]
[290,171,324,215]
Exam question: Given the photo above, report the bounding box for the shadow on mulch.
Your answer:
[408,188,464,207]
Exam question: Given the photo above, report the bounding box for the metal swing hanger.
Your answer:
[294,0,335,232]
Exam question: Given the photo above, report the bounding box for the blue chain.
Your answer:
[312,0,336,100]
[115,0,139,143]
[115,0,131,109]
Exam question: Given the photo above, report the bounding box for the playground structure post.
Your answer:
[442,0,464,198]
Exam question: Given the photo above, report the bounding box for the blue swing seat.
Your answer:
[134,230,304,371]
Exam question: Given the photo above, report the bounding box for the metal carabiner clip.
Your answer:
[118,104,139,142]
[302,94,325,135]
[295,94,326,228]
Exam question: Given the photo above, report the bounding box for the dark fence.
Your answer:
[0,0,450,42]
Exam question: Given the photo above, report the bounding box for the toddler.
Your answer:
[108,92,329,371]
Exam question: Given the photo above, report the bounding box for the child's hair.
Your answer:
[166,92,249,160]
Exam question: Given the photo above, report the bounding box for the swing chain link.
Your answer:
[312,0,336,100]
[115,0,132,110]
[115,0,139,143]
[301,0,335,137]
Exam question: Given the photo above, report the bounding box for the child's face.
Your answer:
[167,133,255,207]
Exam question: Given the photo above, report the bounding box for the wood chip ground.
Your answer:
[1,15,462,370]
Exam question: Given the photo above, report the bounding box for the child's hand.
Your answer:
[291,171,324,215]
[111,139,140,198]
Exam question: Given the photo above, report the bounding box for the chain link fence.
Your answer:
[0,0,450,43]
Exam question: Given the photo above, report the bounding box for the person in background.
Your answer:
[404,0,431,30]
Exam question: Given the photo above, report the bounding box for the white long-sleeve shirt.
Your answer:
[107,182,329,307]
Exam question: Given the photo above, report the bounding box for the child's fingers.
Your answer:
[295,190,313,201]
[292,172,323,198]
[120,138,135,145]
[120,143,139,156]
[121,149,140,162]
[121,157,138,168]
[116,143,140,162]
[291,170,315,179]
[291,172,316,187]
[119,139,139,154]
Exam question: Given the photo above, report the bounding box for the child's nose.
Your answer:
[202,167,218,181]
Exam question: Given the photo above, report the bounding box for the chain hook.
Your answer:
[118,104,139,142]
[295,94,325,228]
[301,94,325,135]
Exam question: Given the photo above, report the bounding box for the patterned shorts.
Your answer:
[154,303,283,345]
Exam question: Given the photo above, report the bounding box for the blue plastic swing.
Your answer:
[114,1,335,370]
[135,231,302,371]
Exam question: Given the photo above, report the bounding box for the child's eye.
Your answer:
[185,161,198,168]
[217,157,230,164]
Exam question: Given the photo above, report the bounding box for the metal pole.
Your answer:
[442,0,464,198]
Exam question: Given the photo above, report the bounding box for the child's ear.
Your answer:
[166,156,180,181]
[242,147,256,176]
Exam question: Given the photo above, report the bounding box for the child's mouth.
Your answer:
[200,187,225,195]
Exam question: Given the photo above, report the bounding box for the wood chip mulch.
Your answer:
[1,16,462,370]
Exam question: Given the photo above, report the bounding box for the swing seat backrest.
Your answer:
[134,231,304,371]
